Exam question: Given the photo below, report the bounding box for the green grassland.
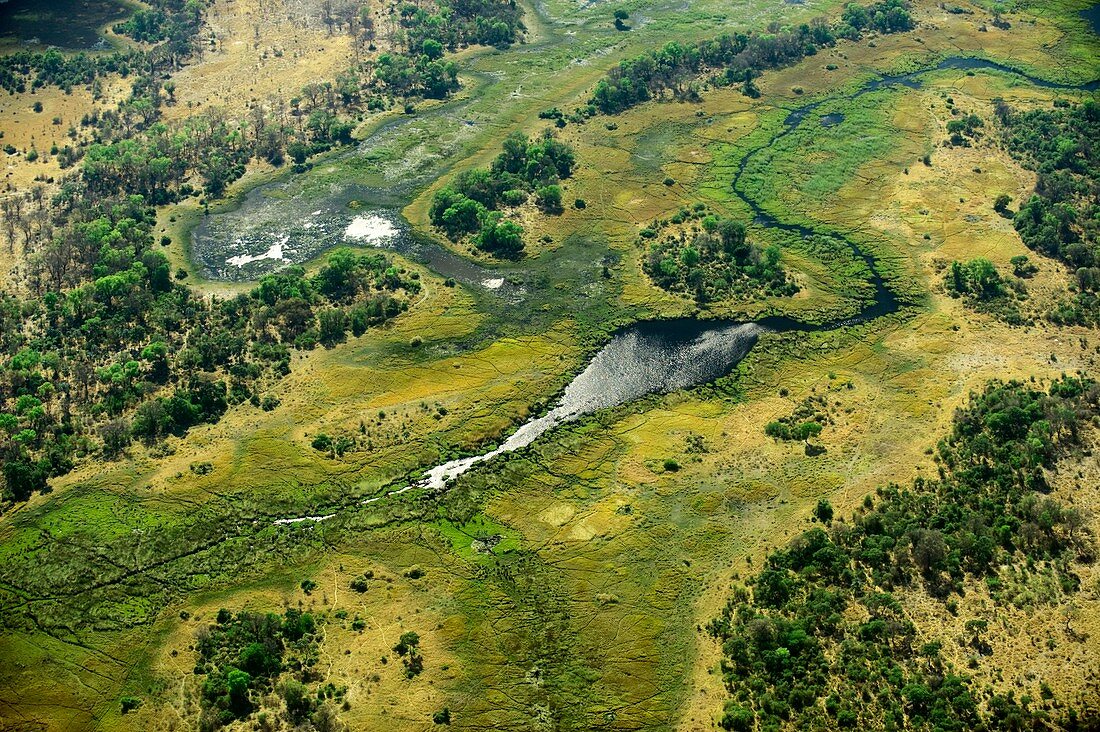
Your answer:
[2,0,1100,730]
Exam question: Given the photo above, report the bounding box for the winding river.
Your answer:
[250,56,1098,516]
[401,57,1100,496]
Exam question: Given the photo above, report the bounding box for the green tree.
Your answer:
[477,216,525,256]
[226,668,252,715]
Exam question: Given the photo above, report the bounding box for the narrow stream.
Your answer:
[270,56,1099,520]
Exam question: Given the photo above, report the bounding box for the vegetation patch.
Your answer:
[190,607,348,730]
[942,257,1031,325]
[763,392,842,452]
[429,130,575,256]
[0,236,417,504]
[640,204,797,305]
[708,376,1099,730]
[998,99,1100,326]
[588,0,914,116]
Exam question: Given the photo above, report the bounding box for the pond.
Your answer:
[0,0,130,49]
[1082,3,1100,36]
[417,319,764,490]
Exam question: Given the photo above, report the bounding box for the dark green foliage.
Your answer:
[0,213,416,503]
[476,215,525,256]
[764,394,832,444]
[374,53,459,99]
[945,113,983,147]
[3,0,526,209]
[113,1,204,44]
[642,209,796,304]
[945,258,1004,300]
[1010,254,1038,278]
[397,0,523,51]
[945,258,1029,325]
[393,630,425,678]
[349,572,373,592]
[590,1,912,114]
[709,376,1098,730]
[368,0,523,98]
[998,100,1100,325]
[764,419,822,441]
[195,608,324,727]
[0,49,136,95]
[429,130,575,255]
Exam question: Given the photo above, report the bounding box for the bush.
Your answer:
[813,499,834,524]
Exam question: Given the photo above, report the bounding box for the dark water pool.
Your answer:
[1082,4,1100,36]
[0,0,130,49]
[418,319,764,489]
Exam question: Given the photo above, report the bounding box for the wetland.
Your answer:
[1,0,1099,730]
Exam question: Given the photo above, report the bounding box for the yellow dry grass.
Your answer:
[159,0,355,124]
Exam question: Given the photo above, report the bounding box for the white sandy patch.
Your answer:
[344,214,398,245]
[482,278,505,290]
[273,513,335,525]
[227,238,288,267]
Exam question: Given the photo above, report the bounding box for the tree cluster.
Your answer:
[764,394,834,445]
[193,607,344,730]
[113,0,206,46]
[347,0,522,100]
[708,375,1099,730]
[0,0,207,95]
[0,190,418,504]
[429,129,575,256]
[944,258,1029,325]
[590,1,914,114]
[0,49,140,95]
[997,100,1100,326]
[7,0,526,205]
[642,206,796,304]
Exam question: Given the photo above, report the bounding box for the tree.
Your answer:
[476,216,525,256]
[718,219,748,258]
[394,631,420,655]
[1010,255,1037,278]
[2,455,47,501]
[226,668,252,715]
[814,499,834,525]
[720,702,754,732]
[283,680,312,723]
[535,184,563,214]
[422,39,444,60]
[439,196,486,239]
[99,418,132,457]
